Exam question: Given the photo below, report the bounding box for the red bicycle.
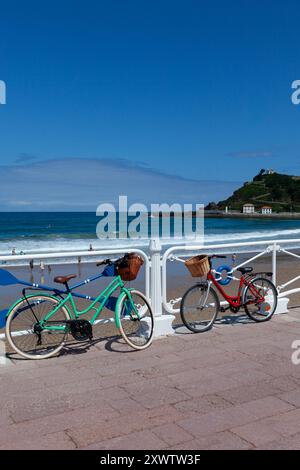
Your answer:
[180,254,278,333]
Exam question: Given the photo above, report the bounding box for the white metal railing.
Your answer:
[0,247,150,298]
[1,237,300,336]
[162,238,300,315]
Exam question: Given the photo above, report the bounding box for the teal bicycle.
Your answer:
[5,254,154,359]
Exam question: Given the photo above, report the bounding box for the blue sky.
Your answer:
[1,0,300,210]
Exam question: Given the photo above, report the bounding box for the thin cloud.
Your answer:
[0,158,240,211]
[227,151,273,158]
[15,153,39,164]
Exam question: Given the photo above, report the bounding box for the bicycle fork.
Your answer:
[199,281,212,309]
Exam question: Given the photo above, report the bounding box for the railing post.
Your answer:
[272,242,277,286]
[149,238,162,316]
[272,242,289,314]
[149,238,175,337]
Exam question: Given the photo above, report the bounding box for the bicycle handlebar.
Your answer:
[96,258,113,267]
[209,255,226,259]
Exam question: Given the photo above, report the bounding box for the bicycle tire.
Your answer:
[6,294,70,360]
[180,283,219,333]
[242,277,277,322]
[117,290,154,350]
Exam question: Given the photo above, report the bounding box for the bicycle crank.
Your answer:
[68,319,93,341]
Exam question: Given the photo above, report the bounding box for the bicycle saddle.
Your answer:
[237,267,253,274]
[54,274,77,284]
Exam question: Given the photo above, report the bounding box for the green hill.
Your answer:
[209,170,300,213]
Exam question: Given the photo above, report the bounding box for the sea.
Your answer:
[1,212,300,262]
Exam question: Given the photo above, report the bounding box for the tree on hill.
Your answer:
[213,171,300,212]
[205,201,219,210]
[253,169,266,182]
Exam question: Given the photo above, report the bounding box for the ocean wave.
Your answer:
[204,227,300,243]
[1,227,300,260]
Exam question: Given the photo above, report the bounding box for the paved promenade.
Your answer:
[1,310,300,450]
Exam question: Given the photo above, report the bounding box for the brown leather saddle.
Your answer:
[54,274,77,285]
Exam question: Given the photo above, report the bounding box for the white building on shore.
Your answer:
[261,205,272,214]
[243,203,255,214]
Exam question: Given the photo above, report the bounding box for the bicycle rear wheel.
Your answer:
[6,295,70,359]
[117,290,154,350]
[243,277,277,322]
[180,283,219,332]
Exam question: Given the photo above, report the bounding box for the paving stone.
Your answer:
[174,394,233,414]
[152,423,194,446]
[279,389,300,408]
[261,432,300,450]
[0,431,76,450]
[177,405,255,438]
[2,308,300,449]
[268,375,300,392]
[122,383,190,409]
[197,430,253,450]
[66,404,185,448]
[231,420,283,447]
[264,408,300,437]
[109,397,146,414]
[216,380,283,405]
[0,404,119,446]
[240,396,294,419]
[7,386,126,423]
[84,429,167,450]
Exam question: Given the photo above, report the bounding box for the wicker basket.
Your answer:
[185,255,210,277]
[116,253,144,281]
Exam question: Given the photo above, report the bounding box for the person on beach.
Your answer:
[11,248,16,255]
[29,259,34,270]
[89,244,93,251]
[40,260,45,271]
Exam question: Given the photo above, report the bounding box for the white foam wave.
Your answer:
[204,227,300,243]
[1,227,300,261]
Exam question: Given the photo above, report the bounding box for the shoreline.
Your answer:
[204,212,300,219]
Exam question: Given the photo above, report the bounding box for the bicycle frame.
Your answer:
[21,272,139,332]
[207,270,264,308]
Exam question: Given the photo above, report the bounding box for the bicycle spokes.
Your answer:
[118,291,154,349]
[243,277,277,322]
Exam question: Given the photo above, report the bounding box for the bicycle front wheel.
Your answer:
[117,290,154,350]
[243,277,277,322]
[180,283,219,332]
[6,295,70,360]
